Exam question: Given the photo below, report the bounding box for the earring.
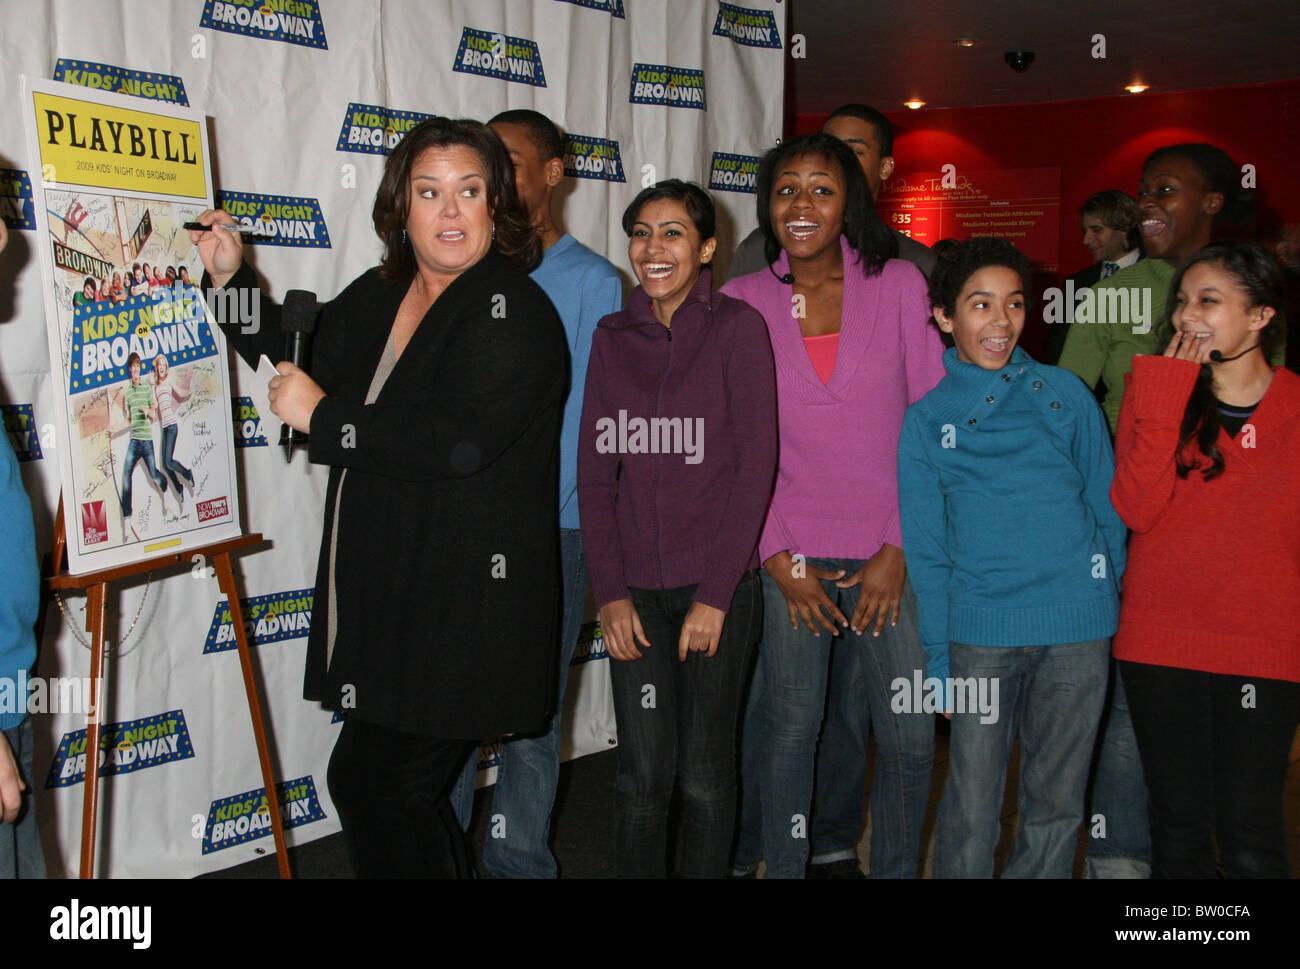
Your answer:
[492,225,496,241]
[402,228,408,244]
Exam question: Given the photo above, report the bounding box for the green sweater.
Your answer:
[1057,258,1171,435]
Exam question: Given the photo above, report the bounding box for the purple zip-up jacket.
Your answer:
[578,268,778,612]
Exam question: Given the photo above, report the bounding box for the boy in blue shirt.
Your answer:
[451,110,623,878]
[897,238,1125,877]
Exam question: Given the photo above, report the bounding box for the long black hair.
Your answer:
[1164,241,1286,480]
[753,133,896,277]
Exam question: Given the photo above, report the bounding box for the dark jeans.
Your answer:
[1084,658,1152,877]
[120,436,168,517]
[608,572,761,878]
[1120,660,1300,878]
[327,716,477,878]
[159,423,193,493]
[0,720,45,879]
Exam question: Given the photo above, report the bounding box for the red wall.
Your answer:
[797,79,1300,354]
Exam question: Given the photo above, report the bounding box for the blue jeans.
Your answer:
[0,720,45,879]
[934,639,1109,878]
[159,423,194,494]
[736,561,934,878]
[451,528,587,877]
[120,436,167,517]
[1084,659,1152,877]
[608,573,761,877]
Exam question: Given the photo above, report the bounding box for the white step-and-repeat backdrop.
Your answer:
[0,0,785,876]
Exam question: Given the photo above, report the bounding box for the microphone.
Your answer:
[767,262,794,285]
[280,289,319,461]
[1209,345,1261,363]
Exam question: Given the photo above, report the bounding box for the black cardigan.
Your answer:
[211,249,568,738]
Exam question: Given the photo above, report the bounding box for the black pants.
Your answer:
[1120,660,1300,878]
[328,717,478,878]
[608,571,761,878]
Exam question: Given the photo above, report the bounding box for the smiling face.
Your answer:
[1172,260,1274,359]
[628,197,716,325]
[406,145,495,281]
[770,152,847,262]
[1137,155,1221,264]
[934,265,1026,369]
[153,356,169,382]
[128,356,141,385]
[1081,214,1130,263]
[822,115,893,201]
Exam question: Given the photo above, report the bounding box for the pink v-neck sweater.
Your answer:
[722,237,945,563]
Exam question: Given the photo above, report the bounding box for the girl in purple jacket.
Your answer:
[578,180,778,878]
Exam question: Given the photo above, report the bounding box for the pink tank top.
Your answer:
[802,331,840,385]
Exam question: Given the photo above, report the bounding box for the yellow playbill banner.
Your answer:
[32,90,207,198]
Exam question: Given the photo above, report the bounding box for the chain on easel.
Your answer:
[51,574,153,656]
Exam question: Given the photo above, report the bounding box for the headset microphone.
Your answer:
[767,262,795,285]
[1209,345,1261,363]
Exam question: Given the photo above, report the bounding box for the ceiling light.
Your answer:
[903,99,925,110]
[954,37,978,47]
[1126,83,1149,93]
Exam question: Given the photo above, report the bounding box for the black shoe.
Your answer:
[808,858,865,879]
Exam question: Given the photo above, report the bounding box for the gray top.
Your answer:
[325,328,398,667]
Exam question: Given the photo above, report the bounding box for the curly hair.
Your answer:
[928,237,1032,316]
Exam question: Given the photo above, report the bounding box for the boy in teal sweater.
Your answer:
[897,238,1125,877]
[0,219,44,878]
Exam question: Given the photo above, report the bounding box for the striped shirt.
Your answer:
[153,381,177,427]
[125,382,153,440]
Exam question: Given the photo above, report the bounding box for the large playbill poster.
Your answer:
[22,77,240,574]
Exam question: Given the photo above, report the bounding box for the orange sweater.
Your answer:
[1111,355,1300,682]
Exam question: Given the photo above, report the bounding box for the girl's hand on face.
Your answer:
[599,598,650,662]
[1163,329,1213,365]
[762,550,848,637]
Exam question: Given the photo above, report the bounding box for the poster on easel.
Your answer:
[22,76,241,575]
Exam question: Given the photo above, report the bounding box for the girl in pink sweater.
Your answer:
[721,133,945,878]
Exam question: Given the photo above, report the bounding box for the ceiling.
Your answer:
[788,0,1300,114]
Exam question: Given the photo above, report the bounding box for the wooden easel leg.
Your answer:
[79,582,107,879]
[215,551,292,878]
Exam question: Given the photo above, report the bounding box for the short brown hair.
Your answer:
[372,118,539,281]
[1078,190,1139,252]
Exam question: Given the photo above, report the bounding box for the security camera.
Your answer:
[1005,50,1035,73]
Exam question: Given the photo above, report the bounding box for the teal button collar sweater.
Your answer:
[897,347,1127,681]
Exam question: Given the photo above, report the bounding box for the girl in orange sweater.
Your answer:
[1111,241,1300,877]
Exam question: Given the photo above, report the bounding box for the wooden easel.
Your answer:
[39,498,290,879]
